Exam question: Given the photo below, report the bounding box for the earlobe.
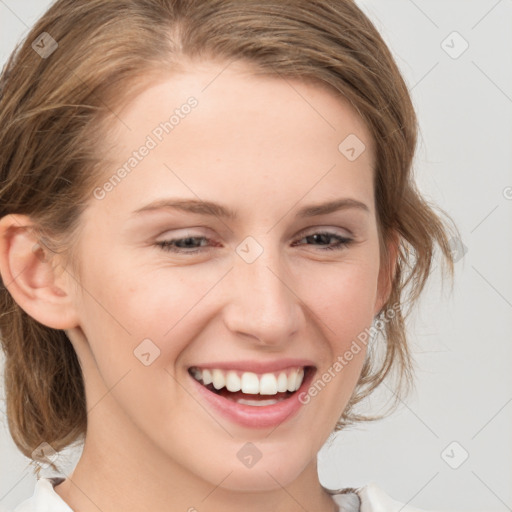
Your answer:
[0,214,79,330]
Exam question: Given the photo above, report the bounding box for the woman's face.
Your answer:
[66,60,391,491]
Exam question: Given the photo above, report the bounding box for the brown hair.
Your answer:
[0,0,459,473]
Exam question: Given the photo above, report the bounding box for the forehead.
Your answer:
[93,60,376,219]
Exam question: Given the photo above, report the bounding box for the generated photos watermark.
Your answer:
[93,96,199,200]
[298,301,400,405]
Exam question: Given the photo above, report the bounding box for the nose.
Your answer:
[222,242,302,348]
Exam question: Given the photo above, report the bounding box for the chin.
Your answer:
[196,448,311,493]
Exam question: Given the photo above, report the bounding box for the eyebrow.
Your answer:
[132,197,370,219]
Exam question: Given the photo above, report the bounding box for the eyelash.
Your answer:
[155,231,353,254]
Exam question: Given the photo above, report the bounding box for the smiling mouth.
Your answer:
[188,366,314,406]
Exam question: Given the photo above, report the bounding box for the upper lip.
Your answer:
[189,359,315,374]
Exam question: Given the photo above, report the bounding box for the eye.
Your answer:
[155,230,353,254]
[156,235,213,254]
[292,231,353,251]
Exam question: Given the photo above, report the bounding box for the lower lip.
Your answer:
[189,368,315,429]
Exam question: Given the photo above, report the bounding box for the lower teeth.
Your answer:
[236,398,285,406]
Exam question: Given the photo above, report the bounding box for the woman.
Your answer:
[0,1,458,511]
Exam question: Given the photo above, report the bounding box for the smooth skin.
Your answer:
[0,60,398,512]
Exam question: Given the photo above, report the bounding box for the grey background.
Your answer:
[1,1,511,511]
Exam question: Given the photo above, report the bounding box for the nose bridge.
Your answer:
[223,237,300,343]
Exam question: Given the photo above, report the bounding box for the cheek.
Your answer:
[77,250,202,342]
[297,257,380,341]
[293,258,378,411]
[73,263,195,431]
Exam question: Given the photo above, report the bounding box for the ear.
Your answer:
[0,214,80,330]
[374,229,400,317]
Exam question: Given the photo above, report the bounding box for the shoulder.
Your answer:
[12,477,73,512]
[328,481,451,512]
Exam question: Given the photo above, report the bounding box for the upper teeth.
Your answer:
[190,367,305,395]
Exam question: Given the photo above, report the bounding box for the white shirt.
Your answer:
[12,477,440,512]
